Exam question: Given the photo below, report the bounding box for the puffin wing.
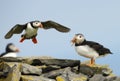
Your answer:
[41,20,70,32]
[86,41,112,55]
[5,24,26,39]
[86,41,103,50]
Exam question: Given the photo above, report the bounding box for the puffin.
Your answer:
[71,33,112,66]
[5,20,70,44]
[0,43,19,57]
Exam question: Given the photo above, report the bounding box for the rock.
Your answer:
[0,57,119,81]
[42,65,61,73]
[68,73,88,81]
[102,68,113,76]
[5,63,21,81]
[113,77,120,81]
[89,74,106,81]
[26,56,54,59]
[21,63,42,75]
[56,76,69,81]
[0,62,11,78]
[80,65,94,77]
[31,59,80,69]
[21,75,55,81]
[0,57,23,62]
[56,67,88,81]
[56,67,71,81]
[106,76,117,81]
[42,67,71,79]
[80,64,113,77]
[0,72,8,78]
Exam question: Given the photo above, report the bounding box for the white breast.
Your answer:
[25,23,38,38]
[2,52,17,57]
[75,45,99,59]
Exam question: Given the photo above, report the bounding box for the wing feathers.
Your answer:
[5,24,26,39]
[86,41,112,55]
[41,20,70,32]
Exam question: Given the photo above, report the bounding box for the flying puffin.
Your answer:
[71,33,112,66]
[0,43,19,57]
[5,20,70,44]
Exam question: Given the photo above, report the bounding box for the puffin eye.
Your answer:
[79,36,82,38]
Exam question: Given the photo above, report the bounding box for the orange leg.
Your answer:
[32,37,37,44]
[87,58,95,67]
[90,58,95,65]
[20,37,25,43]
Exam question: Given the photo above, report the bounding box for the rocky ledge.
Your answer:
[0,57,119,81]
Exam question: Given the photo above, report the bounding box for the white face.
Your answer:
[74,34,85,44]
[32,21,42,28]
[9,45,19,52]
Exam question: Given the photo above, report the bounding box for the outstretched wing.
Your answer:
[5,24,26,39]
[41,20,70,32]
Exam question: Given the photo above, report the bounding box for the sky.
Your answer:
[0,0,120,75]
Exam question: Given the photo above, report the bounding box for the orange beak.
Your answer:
[71,37,77,46]
[39,23,43,28]
[15,48,20,52]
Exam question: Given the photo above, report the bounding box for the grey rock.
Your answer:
[68,73,88,81]
[89,74,106,81]
[102,68,113,76]
[57,67,71,81]
[105,76,117,81]
[80,64,113,78]
[68,72,87,81]
[42,65,60,73]
[21,63,42,76]
[80,65,94,77]
[31,59,80,69]
[5,63,21,81]
[0,57,118,81]
[56,67,88,81]
[42,67,72,79]
[21,75,55,81]
[0,62,11,78]
[0,62,11,73]
[0,57,23,62]
[0,72,8,78]
[113,77,120,81]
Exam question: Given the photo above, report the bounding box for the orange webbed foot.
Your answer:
[32,38,37,44]
[20,37,25,43]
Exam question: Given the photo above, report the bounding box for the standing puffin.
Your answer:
[5,20,70,44]
[71,33,112,66]
[0,43,19,57]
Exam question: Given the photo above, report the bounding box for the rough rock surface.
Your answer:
[0,57,119,81]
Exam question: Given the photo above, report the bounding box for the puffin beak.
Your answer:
[71,37,77,46]
[39,24,43,28]
[16,48,20,52]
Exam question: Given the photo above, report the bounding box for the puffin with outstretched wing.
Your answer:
[5,20,70,44]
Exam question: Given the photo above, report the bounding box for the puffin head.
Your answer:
[71,33,85,45]
[31,21,43,28]
[6,43,19,52]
